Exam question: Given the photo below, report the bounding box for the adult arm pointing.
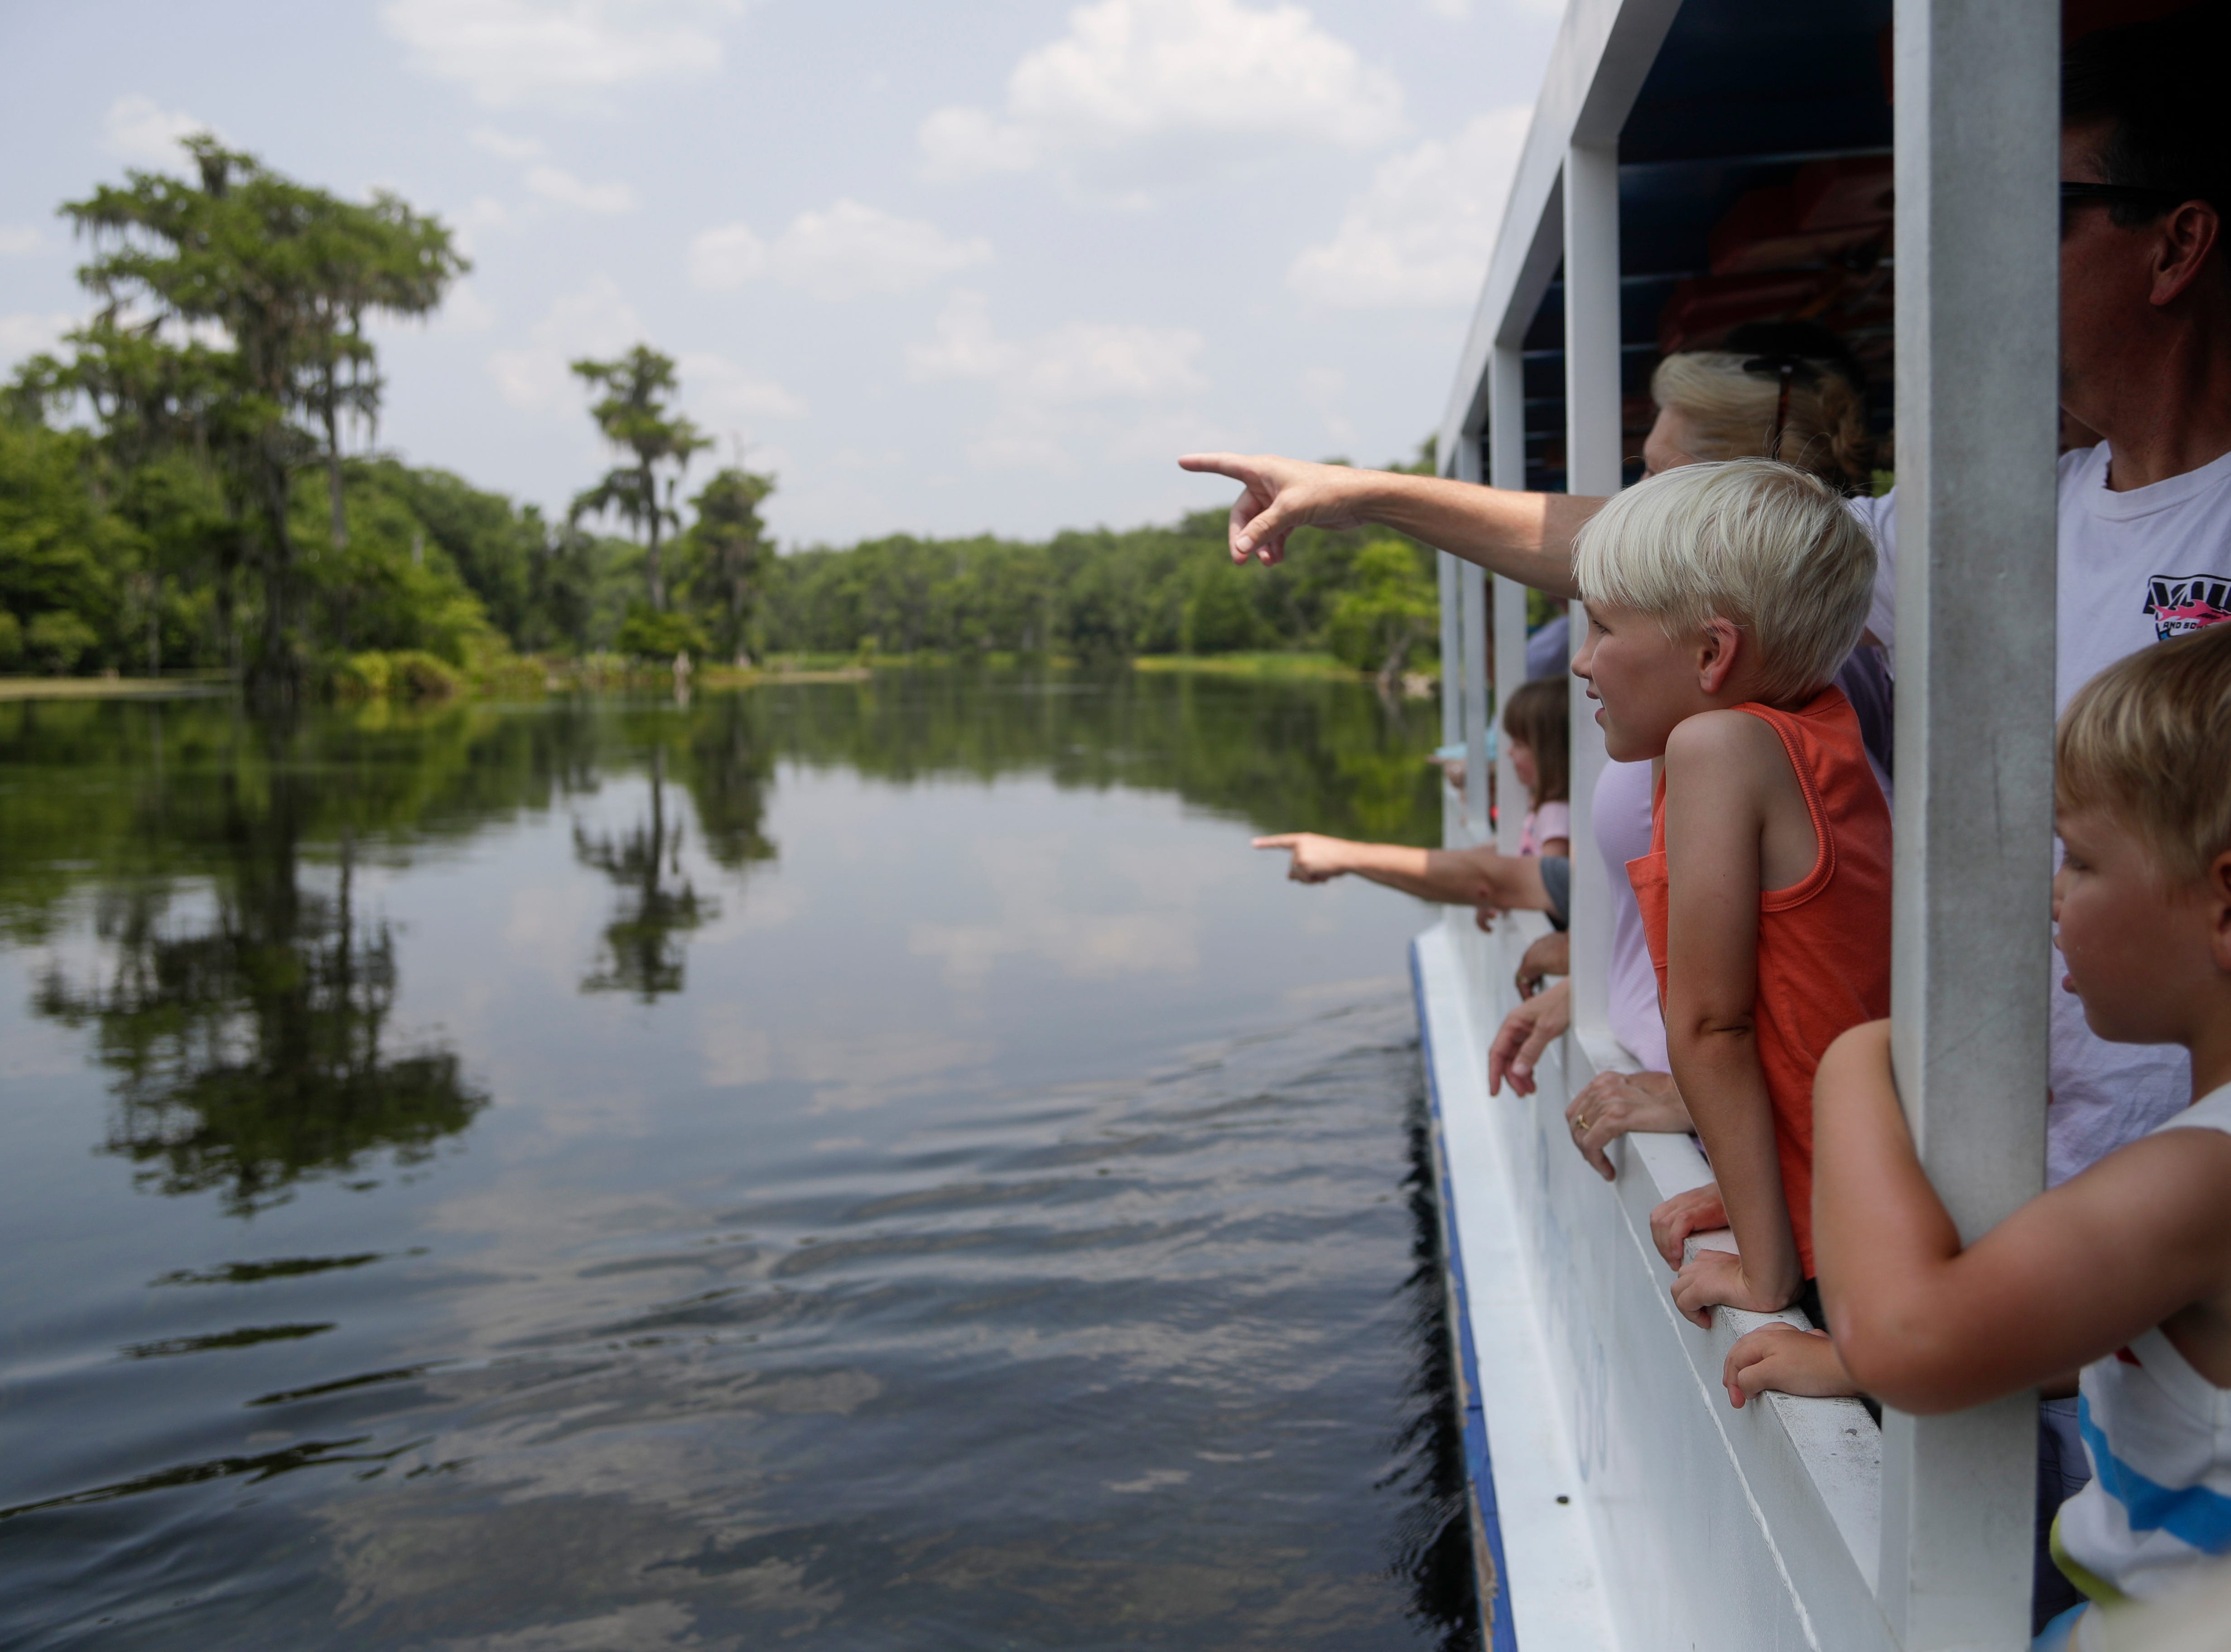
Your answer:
[1176,452,1606,598]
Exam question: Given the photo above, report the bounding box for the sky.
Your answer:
[0,0,1560,549]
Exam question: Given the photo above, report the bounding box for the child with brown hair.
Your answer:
[1499,675,1571,859]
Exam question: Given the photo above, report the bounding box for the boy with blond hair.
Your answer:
[1728,623,2231,1647]
[1570,457,1889,1323]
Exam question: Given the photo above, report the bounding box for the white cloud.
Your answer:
[0,225,44,257]
[1423,0,1469,16]
[380,0,742,108]
[1298,366,1355,446]
[906,291,1209,470]
[1287,106,1530,307]
[103,95,211,167]
[0,312,78,367]
[524,164,635,212]
[687,222,766,289]
[918,0,1406,184]
[461,196,514,235]
[679,351,806,422]
[468,126,544,161]
[690,201,990,299]
[488,274,645,411]
[916,109,1039,180]
[909,291,1206,405]
[435,280,499,333]
[768,201,991,299]
[486,279,795,432]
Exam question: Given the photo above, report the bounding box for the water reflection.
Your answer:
[574,747,715,999]
[0,671,1463,1651]
[30,736,486,1215]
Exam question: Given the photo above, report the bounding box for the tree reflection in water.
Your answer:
[572,699,778,1000]
[573,745,713,999]
[33,738,487,1218]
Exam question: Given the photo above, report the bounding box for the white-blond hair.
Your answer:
[1572,458,1876,703]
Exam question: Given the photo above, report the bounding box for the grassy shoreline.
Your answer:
[0,674,234,701]
[0,650,1380,703]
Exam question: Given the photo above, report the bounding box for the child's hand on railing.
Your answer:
[1721,1324,1860,1409]
[1515,930,1569,997]
[1564,1070,1691,1180]
[1488,979,1570,1096]
[1671,1246,1796,1329]
[1649,1180,1728,1268]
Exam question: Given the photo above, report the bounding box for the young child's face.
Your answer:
[1509,739,1539,795]
[2054,807,2215,1045]
[1571,601,1703,763]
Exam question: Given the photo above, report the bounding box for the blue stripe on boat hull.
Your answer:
[1413,938,1520,1652]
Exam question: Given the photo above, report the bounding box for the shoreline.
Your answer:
[0,651,1388,705]
[0,675,234,701]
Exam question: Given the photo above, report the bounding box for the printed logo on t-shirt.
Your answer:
[2144,573,2231,640]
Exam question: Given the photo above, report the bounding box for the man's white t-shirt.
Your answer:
[1850,442,2231,1184]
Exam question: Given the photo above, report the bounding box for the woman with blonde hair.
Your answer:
[1643,321,1877,492]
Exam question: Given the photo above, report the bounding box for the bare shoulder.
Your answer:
[1663,710,1786,795]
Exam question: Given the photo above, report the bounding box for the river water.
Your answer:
[0,670,1473,1651]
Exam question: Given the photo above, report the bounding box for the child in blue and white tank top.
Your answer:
[1773,624,2231,1648]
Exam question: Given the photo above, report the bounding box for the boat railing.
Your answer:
[1424,0,2059,1645]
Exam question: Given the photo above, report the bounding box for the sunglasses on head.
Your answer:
[1740,355,1822,462]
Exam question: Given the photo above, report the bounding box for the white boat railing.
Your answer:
[1426,0,2058,1646]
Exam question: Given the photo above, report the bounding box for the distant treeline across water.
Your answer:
[0,412,1436,691]
[3,136,1439,697]
[2,411,1440,686]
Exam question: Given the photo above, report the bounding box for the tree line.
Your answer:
[2,137,1441,697]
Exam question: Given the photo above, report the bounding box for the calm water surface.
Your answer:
[0,670,1473,1650]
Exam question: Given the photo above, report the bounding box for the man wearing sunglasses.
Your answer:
[1181,5,2231,1188]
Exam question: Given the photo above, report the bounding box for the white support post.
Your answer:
[1439,547,1463,848]
[1563,140,1623,1037]
[1489,345,1529,855]
[1454,433,1492,843]
[1881,1,2059,1646]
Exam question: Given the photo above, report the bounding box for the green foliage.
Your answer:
[28,611,99,674]
[675,467,773,663]
[0,418,140,671]
[55,136,465,698]
[333,649,463,701]
[0,611,19,666]
[615,605,712,661]
[1181,561,1269,653]
[569,346,710,613]
[1326,539,1440,685]
[755,502,1432,665]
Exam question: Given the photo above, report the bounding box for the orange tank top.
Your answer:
[1626,686,1892,1277]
